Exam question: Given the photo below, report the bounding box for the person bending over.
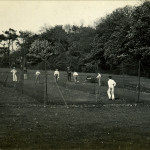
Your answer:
[54,69,59,82]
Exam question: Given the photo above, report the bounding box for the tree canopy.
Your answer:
[0,1,149,75]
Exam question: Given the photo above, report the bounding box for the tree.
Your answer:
[0,34,6,59]
[16,31,39,68]
[29,39,56,61]
[87,6,134,71]
[125,1,150,64]
[1,28,18,66]
[29,39,57,104]
[3,28,18,51]
[66,26,95,71]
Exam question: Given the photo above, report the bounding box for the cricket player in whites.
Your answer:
[54,69,59,82]
[35,70,41,84]
[73,71,78,83]
[107,76,116,100]
[11,67,17,82]
[96,73,101,86]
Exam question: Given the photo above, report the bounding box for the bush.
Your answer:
[82,63,95,73]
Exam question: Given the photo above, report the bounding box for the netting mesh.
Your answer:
[0,62,150,106]
[47,73,97,105]
[0,70,45,103]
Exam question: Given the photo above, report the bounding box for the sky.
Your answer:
[0,0,140,33]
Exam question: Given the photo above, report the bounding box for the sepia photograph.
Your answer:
[0,0,150,149]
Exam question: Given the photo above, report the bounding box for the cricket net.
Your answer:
[0,65,150,107]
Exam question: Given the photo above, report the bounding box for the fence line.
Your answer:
[0,66,150,105]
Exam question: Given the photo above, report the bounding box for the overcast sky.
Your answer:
[0,0,140,33]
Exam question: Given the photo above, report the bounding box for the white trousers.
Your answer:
[35,75,40,83]
[73,76,78,82]
[13,74,17,82]
[107,87,115,100]
[98,79,101,86]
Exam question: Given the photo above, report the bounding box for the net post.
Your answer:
[21,56,25,94]
[122,62,125,101]
[137,60,141,103]
[44,57,48,107]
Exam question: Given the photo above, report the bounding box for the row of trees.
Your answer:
[86,1,150,75]
[0,25,96,71]
[0,1,150,75]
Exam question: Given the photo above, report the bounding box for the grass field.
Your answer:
[0,68,150,105]
[0,85,150,149]
[0,68,150,149]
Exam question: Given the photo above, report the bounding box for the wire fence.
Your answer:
[0,63,150,106]
[0,70,45,103]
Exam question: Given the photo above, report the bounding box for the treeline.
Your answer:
[87,1,150,75]
[0,1,150,75]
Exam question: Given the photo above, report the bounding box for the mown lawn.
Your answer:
[0,68,149,105]
[0,84,150,150]
[0,68,150,149]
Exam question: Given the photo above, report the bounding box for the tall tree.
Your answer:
[125,1,150,65]
[87,6,134,70]
[16,31,39,67]
[2,28,18,66]
[29,39,57,64]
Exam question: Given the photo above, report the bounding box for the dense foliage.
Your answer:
[0,1,149,75]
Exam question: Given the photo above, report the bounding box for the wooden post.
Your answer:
[44,57,47,106]
[137,60,141,103]
[95,59,98,102]
[21,56,24,94]
[122,62,125,100]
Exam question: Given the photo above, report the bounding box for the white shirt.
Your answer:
[36,71,40,76]
[108,79,116,88]
[54,71,59,77]
[96,73,101,79]
[11,69,17,81]
[11,69,17,75]
[73,72,78,76]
